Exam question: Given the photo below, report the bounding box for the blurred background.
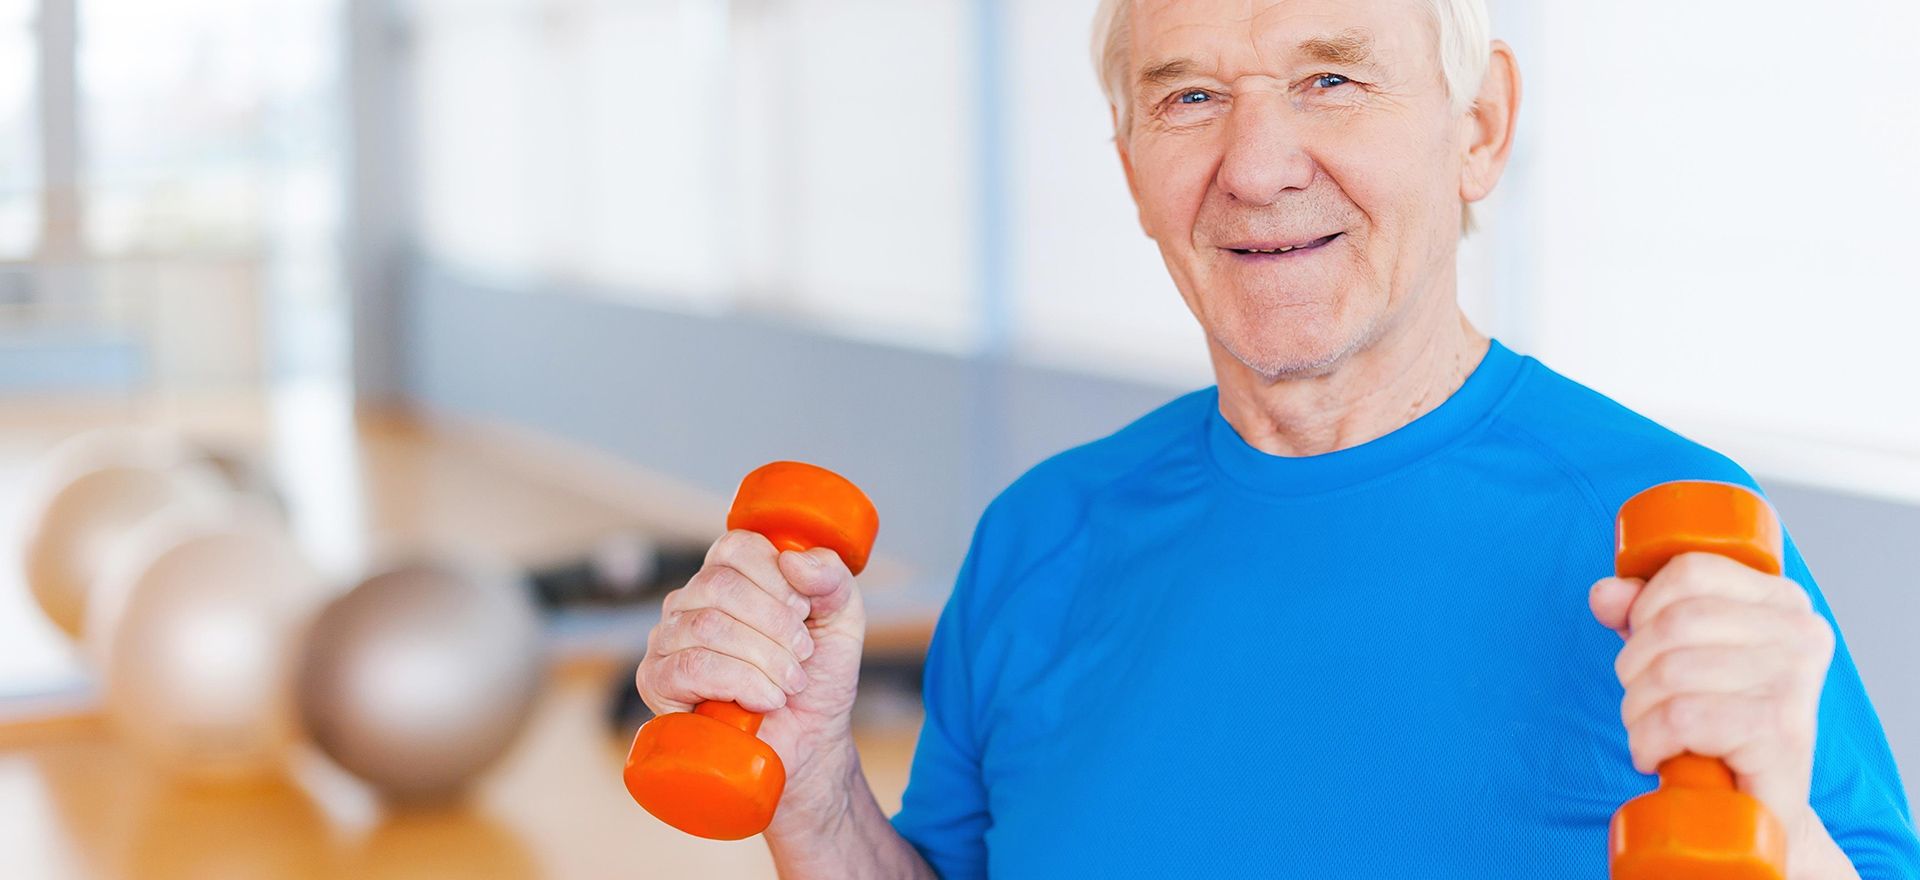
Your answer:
[0,0,1914,876]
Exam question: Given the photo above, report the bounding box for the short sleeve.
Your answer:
[889,518,993,879]
[1784,533,1920,877]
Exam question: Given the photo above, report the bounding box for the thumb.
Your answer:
[1589,576,1644,638]
[778,548,859,626]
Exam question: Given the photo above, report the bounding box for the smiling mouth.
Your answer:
[1225,233,1342,256]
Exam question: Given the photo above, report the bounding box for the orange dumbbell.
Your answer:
[623,461,879,840]
[1610,480,1790,879]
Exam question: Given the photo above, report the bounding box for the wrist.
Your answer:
[1784,805,1858,880]
[765,738,864,843]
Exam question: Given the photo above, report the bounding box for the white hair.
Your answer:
[1091,0,1493,233]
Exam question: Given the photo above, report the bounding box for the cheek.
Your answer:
[1324,121,1458,233]
[1131,136,1220,238]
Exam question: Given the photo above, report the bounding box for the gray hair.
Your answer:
[1091,0,1493,233]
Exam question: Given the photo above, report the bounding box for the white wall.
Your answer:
[1502,1,1920,496]
[1002,0,1210,385]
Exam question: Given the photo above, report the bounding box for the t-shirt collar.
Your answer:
[1203,338,1527,498]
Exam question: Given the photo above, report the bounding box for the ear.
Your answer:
[1459,39,1521,208]
[1111,104,1154,239]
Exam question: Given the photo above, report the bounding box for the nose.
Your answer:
[1216,92,1314,206]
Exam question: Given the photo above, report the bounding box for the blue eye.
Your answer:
[1314,73,1351,89]
[1176,90,1211,104]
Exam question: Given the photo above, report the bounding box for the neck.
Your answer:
[1213,304,1490,458]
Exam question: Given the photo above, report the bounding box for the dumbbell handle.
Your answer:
[1615,481,1785,795]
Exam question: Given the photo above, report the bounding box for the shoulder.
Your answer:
[985,386,1211,527]
[954,386,1210,588]
[1491,350,1762,514]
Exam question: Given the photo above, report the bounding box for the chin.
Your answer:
[1210,308,1372,382]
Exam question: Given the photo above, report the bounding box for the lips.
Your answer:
[1223,232,1342,255]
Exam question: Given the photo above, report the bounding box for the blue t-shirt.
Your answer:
[890,340,1919,878]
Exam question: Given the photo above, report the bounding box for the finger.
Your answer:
[640,646,792,715]
[635,657,692,716]
[705,529,811,616]
[650,606,809,695]
[1627,552,1808,634]
[1618,645,1785,727]
[1613,597,1807,683]
[1625,692,1772,775]
[1590,577,1644,637]
[660,566,814,661]
[778,548,857,622]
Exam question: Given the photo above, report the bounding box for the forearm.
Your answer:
[765,745,938,880]
[1789,807,1862,880]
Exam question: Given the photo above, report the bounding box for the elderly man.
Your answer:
[636,0,1920,876]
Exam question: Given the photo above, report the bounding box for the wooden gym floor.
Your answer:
[0,389,929,879]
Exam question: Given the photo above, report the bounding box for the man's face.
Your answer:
[1119,0,1468,379]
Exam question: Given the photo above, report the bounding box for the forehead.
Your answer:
[1130,0,1435,73]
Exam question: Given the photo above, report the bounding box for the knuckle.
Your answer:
[710,565,749,599]
[688,607,732,642]
[648,620,684,658]
[1660,696,1695,733]
[1664,553,1706,583]
[711,529,773,564]
[1646,608,1684,644]
[1665,694,1720,739]
[747,598,796,641]
[672,647,714,680]
[1647,652,1681,690]
[700,564,745,598]
[1670,596,1720,631]
[784,592,812,622]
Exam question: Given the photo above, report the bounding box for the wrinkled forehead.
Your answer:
[1129,0,1437,81]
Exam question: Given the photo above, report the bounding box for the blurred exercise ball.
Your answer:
[298,561,544,802]
[24,426,205,492]
[90,519,321,784]
[18,427,281,637]
[21,458,230,637]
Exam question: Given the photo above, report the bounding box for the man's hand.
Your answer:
[1590,551,1853,876]
[636,529,870,834]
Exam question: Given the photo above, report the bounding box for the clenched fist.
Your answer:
[1590,551,1838,861]
[636,528,869,833]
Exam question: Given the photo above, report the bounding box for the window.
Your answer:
[0,0,37,261]
[79,0,342,258]
[410,0,742,311]
[407,0,982,346]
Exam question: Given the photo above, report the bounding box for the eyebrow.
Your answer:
[1135,28,1381,93]
[1138,57,1201,91]
[1297,28,1378,69]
